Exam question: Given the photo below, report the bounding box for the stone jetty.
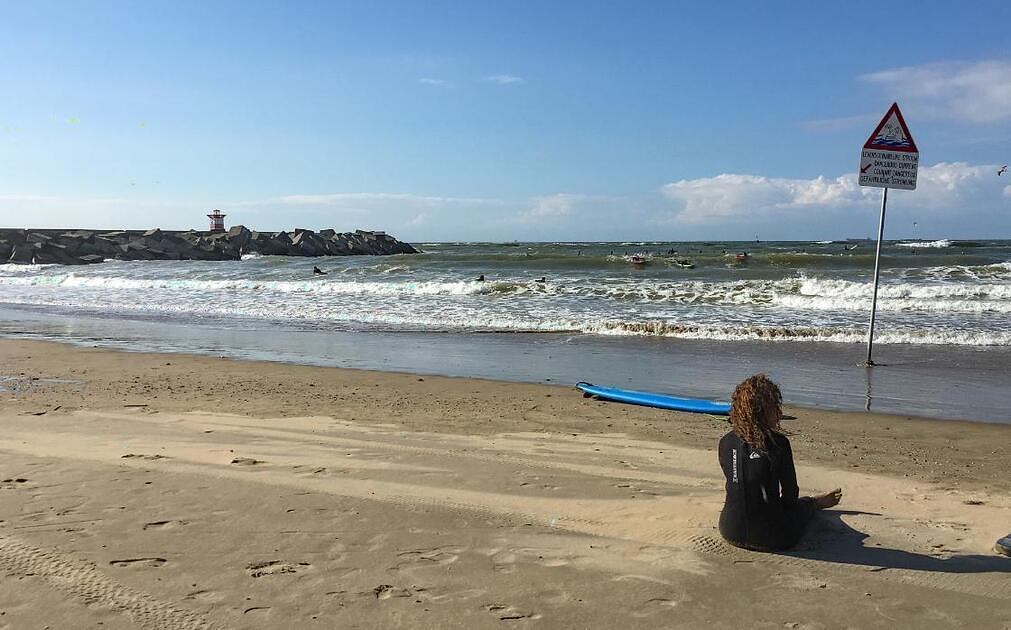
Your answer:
[0,227,419,265]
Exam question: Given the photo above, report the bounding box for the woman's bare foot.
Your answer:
[814,488,842,509]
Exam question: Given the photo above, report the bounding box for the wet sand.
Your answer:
[4,303,1011,423]
[0,339,1008,629]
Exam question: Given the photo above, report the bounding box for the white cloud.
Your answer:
[912,162,995,208]
[859,60,1011,123]
[3,164,1008,241]
[271,192,504,208]
[237,192,515,238]
[661,174,870,224]
[661,162,1006,225]
[512,194,624,225]
[484,74,525,85]
[525,194,580,218]
[0,192,509,234]
[418,77,451,87]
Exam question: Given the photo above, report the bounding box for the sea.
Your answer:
[2,238,1010,423]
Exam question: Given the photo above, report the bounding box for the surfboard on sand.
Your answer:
[576,382,731,416]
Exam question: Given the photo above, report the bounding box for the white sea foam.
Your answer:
[0,274,540,297]
[922,261,1011,281]
[3,273,1010,313]
[584,321,1011,345]
[3,251,1010,346]
[12,286,1009,346]
[0,263,56,273]
[896,239,951,248]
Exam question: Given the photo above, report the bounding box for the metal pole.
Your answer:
[864,187,888,366]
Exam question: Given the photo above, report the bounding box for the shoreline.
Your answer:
[0,339,1009,628]
[3,302,1011,424]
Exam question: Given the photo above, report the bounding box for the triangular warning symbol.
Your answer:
[863,103,918,153]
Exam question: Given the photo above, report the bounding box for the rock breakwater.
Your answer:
[0,227,418,265]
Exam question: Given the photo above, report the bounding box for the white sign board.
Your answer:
[858,103,918,190]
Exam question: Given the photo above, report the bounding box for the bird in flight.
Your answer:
[999,165,1008,176]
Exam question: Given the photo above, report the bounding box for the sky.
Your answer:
[1,1,1010,241]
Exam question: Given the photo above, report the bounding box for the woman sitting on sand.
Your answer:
[718,374,842,551]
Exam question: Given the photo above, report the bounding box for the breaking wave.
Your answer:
[2,242,1010,347]
[896,239,951,248]
[585,321,1011,346]
[3,272,1011,314]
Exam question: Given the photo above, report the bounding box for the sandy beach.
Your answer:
[0,339,1008,629]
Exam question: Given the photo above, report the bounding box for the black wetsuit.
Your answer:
[718,431,816,551]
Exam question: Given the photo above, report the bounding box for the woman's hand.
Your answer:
[815,488,842,509]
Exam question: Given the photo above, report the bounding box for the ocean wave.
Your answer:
[9,289,1011,347]
[896,239,951,248]
[921,262,1011,280]
[584,321,1011,345]
[0,274,550,297]
[795,276,1011,300]
[4,272,1011,313]
[0,263,57,273]
[776,295,1011,314]
[8,289,1008,346]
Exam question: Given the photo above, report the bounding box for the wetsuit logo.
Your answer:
[731,449,738,482]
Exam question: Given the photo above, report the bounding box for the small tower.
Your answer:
[207,209,226,232]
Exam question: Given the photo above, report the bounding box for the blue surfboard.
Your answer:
[576,382,731,415]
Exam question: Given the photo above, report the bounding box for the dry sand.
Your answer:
[0,339,1008,629]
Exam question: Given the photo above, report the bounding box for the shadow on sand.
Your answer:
[785,510,1010,574]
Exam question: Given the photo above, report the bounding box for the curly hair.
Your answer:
[729,374,783,452]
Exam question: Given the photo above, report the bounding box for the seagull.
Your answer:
[999,165,1008,176]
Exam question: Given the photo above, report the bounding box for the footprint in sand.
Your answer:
[392,546,462,570]
[513,547,571,568]
[483,604,541,621]
[109,557,167,568]
[373,584,412,600]
[490,550,517,574]
[630,598,679,618]
[183,589,224,603]
[231,457,263,466]
[245,560,311,578]
[142,519,188,531]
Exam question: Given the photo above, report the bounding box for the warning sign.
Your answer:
[858,103,919,190]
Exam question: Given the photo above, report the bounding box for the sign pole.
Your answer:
[864,187,888,366]
[857,102,918,368]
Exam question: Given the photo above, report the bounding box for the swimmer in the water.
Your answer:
[313,265,327,275]
[477,274,485,281]
[535,277,546,283]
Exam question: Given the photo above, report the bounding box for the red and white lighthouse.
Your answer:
[206,209,226,232]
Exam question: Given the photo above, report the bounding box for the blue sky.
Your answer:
[2,1,1010,241]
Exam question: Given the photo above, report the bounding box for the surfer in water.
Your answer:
[718,374,842,551]
[312,265,327,275]
[476,274,485,282]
